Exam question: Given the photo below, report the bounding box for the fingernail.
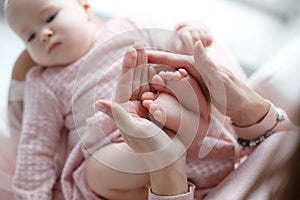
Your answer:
[95,102,106,112]
[134,41,144,49]
[126,46,135,53]
[195,40,205,55]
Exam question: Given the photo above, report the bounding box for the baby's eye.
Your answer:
[46,12,58,23]
[28,33,36,42]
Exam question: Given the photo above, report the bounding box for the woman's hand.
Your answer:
[147,41,270,127]
[193,41,270,127]
[95,43,189,195]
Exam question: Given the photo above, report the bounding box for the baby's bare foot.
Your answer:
[142,91,182,131]
[151,68,210,119]
[141,69,210,136]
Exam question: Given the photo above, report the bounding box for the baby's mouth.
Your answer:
[48,42,62,54]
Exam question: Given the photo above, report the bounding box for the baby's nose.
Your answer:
[41,28,54,43]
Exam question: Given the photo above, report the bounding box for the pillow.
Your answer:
[248,36,300,125]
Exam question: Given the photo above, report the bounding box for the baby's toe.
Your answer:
[149,103,166,125]
[151,74,166,92]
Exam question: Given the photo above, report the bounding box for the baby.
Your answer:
[3,0,216,199]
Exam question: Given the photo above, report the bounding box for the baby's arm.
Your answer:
[8,50,36,141]
[86,142,150,200]
[13,73,63,199]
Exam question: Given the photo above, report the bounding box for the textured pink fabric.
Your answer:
[0,17,276,200]
[0,80,22,198]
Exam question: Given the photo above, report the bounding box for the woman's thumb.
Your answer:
[194,40,205,57]
[94,100,134,131]
[95,100,112,115]
[95,99,128,122]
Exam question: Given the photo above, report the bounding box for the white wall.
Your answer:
[234,0,300,19]
[91,0,298,72]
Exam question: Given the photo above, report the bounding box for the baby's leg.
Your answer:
[86,142,149,200]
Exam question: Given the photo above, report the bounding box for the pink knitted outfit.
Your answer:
[0,17,295,200]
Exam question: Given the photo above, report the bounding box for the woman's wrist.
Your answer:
[232,101,287,142]
[149,155,188,196]
[231,99,270,127]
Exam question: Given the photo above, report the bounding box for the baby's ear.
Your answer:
[83,3,91,12]
[77,0,91,10]
[78,0,93,19]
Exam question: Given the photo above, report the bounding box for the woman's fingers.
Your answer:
[131,43,145,100]
[116,42,152,103]
[148,50,193,69]
[132,43,151,100]
[95,100,162,139]
[193,40,217,76]
[193,41,227,114]
[179,31,194,54]
[193,40,219,92]
[94,99,186,171]
[94,100,141,137]
[95,100,173,152]
[115,47,137,103]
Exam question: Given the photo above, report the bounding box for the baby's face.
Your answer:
[6,0,97,67]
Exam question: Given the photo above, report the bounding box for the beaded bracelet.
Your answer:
[236,110,286,147]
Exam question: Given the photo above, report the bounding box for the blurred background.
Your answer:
[1,0,300,132]
[89,0,300,73]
